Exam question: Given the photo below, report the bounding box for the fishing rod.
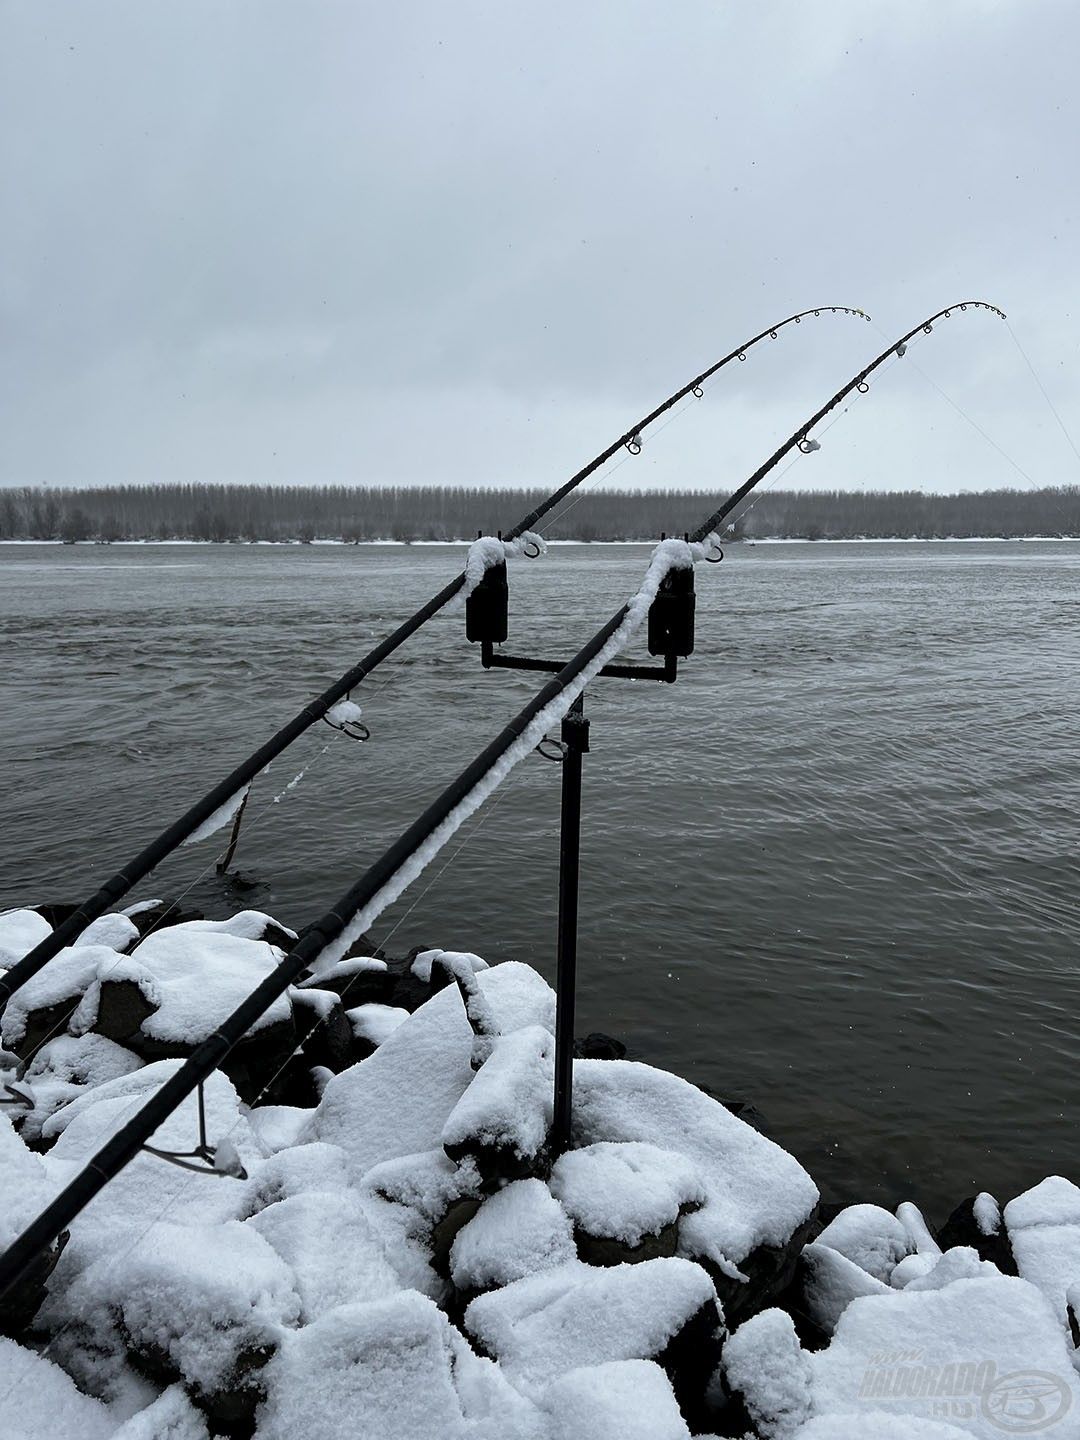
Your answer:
[0,305,868,1012]
[688,300,1006,543]
[0,301,1003,1303]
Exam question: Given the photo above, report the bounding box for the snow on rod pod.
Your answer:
[0,305,867,1012]
[0,301,1003,1304]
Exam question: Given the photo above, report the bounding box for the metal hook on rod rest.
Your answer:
[535,736,568,763]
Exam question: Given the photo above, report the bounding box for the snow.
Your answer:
[973,1192,1001,1236]
[1005,1177,1080,1327]
[238,1141,351,1217]
[67,1219,301,1397]
[8,928,1080,1440]
[75,912,139,952]
[890,1252,941,1289]
[792,1417,971,1439]
[180,783,250,845]
[816,1204,913,1281]
[300,952,386,986]
[0,907,51,965]
[464,1256,718,1394]
[412,947,489,983]
[904,1246,1000,1292]
[312,537,723,970]
[325,697,363,727]
[310,962,554,1178]
[256,1291,470,1440]
[19,1032,142,1141]
[549,1140,706,1247]
[1009,1224,1080,1328]
[540,1360,691,1440]
[168,910,297,942]
[346,1001,409,1046]
[120,898,165,918]
[246,1188,401,1321]
[0,1337,114,1440]
[722,1308,812,1439]
[1,944,121,1048]
[1004,1174,1080,1230]
[111,1385,210,1439]
[450,1178,576,1291]
[363,1147,483,1223]
[125,923,290,1044]
[799,1241,893,1335]
[811,1274,1080,1439]
[897,1201,942,1259]
[0,1111,58,1250]
[441,1024,554,1162]
[570,1058,818,1270]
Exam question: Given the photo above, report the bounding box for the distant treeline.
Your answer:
[2,483,1080,543]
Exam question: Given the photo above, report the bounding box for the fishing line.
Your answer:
[1006,320,1080,476]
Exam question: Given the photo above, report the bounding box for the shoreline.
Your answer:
[3,535,1080,548]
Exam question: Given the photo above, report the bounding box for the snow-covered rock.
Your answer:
[1005,1178,1080,1330]
[256,1292,474,1440]
[812,1274,1080,1439]
[723,1308,812,1439]
[464,1256,721,1400]
[0,1336,114,1440]
[246,1188,401,1322]
[571,1058,818,1320]
[450,1179,576,1292]
[0,907,52,967]
[346,1001,409,1048]
[539,1359,692,1440]
[798,1241,893,1335]
[442,1024,554,1175]
[1,943,122,1051]
[816,1203,913,1282]
[309,961,554,1180]
[550,1140,705,1250]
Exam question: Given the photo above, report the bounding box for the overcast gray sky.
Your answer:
[1,0,1077,496]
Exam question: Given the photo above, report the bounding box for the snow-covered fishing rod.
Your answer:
[0,302,1003,1302]
[0,305,867,1012]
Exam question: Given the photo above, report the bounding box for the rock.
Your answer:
[123,901,205,937]
[937,1194,1016,1273]
[464,1255,724,1421]
[572,1032,627,1060]
[570,1059,819,1333]
[795,1241,893,1339]
[294,956,395,1007]
[387,947,455,1013]
[6,997,74,1061]
[93,978,158,1044]
[722,1308,812,1440]
[449,1179,576,1295]
[708,1210,819,1331]
[291,989,353,1073]
[549,1141,705,1268]
[441,1026,554,1184]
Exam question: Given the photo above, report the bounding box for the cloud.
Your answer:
[1,0,1076,493]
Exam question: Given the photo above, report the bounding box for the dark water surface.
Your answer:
[2,540,1078,1218]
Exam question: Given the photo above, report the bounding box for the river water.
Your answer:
[2,539,1078,1218]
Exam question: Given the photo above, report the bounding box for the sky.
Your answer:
[1,0,1078,497]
